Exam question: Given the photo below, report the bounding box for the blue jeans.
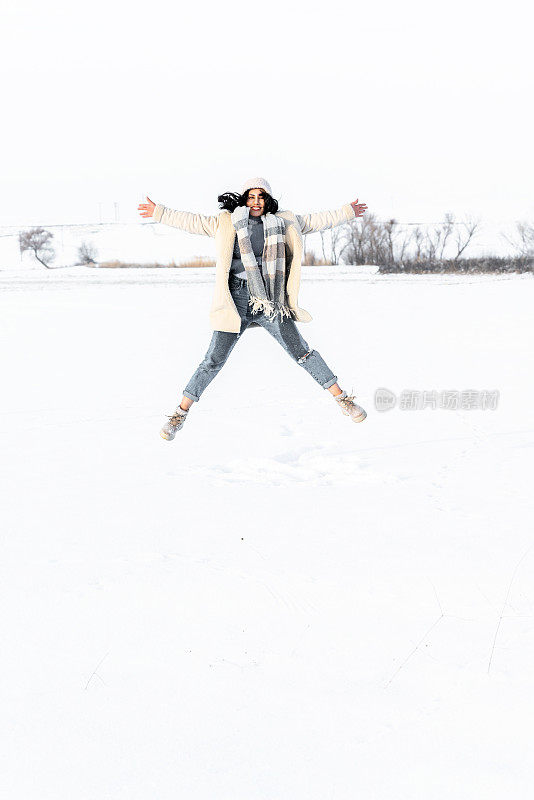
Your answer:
[182,275,338,402]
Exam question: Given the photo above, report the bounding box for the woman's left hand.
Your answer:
[351,199,368,217]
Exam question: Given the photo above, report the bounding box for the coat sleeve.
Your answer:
[296,202,356,235]
[152,204,219,237]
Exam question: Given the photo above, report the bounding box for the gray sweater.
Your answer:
[230,215,264,279]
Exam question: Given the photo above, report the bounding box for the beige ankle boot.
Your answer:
[334,390,367,422]
[160,406,189,440]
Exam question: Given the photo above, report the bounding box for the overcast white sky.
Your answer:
[2,0,532,234]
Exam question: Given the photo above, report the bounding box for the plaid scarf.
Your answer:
[231,205,293,322]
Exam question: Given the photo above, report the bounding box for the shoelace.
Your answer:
[336,389,358,407]
[167,410,188,426]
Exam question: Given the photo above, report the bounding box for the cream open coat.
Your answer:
[152,201,357,333]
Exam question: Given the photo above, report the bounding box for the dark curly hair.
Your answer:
[217,188,279,214]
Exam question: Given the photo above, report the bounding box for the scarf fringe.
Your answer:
[248,295,293,322]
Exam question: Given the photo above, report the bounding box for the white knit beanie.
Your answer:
[241,177,273,196]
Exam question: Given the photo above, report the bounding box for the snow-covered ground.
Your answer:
[1,265,533,799]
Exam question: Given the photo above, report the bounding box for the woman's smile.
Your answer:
[246,188,265,216]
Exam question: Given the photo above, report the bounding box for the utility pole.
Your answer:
[114,202,119,223]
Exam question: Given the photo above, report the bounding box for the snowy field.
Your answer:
[1,265,533,799]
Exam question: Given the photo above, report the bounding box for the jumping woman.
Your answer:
[137,177,368,440]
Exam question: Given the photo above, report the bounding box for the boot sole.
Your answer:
[340,410,367,422]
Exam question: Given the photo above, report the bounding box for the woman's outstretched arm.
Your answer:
[296,199,368,234]
[138,196,219,237]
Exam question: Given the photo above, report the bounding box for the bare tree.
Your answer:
[318,227,344,265]
[18,228,55,268]
[419,214,454,261]
[319,229,329,264]
[452,215,480,261]
[385,219,405,263]
[395,227,412,263]
[502,220,534,257]
[78,241,98,265]
[412,226,424,262]
[423,226,442,261]
[330,225,345,265]
[439,213,455,259]
[341,212,389,265]
[384,219,399,264]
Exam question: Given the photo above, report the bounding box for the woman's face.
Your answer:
[246,188,266,217]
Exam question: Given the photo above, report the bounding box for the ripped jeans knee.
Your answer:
[297,348,314,364]
[294,346,337,389]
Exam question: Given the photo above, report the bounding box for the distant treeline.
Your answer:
[378,256,533,274]
[16,213,534,273]
[314,212,534,273]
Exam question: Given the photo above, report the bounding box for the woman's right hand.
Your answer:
[138,196,156,218]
